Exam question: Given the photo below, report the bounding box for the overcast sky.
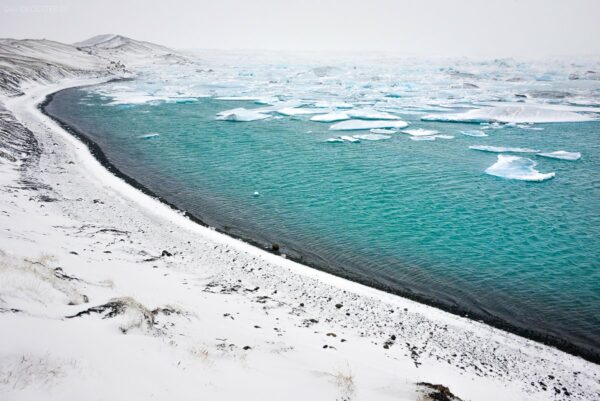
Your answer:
[1,0,599,57]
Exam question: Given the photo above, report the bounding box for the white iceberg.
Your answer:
[485,155,555,182]
[339,135,360,143]
[469,145,540,153]
[537,151,581,161]
[347,109,400,120]
[460,130,488,137]
[310,112,350,122]
[422,105,597,124]
[329,120,408,131]
[352,134,391,141]
[215,108,270,122]
[400,128,439,137]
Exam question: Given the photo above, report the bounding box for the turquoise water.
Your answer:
[46,87,600,360]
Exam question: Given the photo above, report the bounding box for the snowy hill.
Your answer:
[0,38,114,96]
[0,35,188,96]
[74,34,190,65]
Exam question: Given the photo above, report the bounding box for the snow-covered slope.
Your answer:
[0,35,188,96]
[0,38,115,96]
[74,34,190,65]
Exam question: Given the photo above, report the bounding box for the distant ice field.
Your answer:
[45,54,600,360]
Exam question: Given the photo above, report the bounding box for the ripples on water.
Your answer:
[45,53,600,359]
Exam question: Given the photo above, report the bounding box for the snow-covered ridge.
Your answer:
[0,34,189,96]
[73,34,188,65]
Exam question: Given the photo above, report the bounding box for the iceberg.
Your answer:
[485,155,555,182]
[346,109,400,120]
[422,105,597,124]
[352,134,391,141]
[469,145,540,153]
[537,151,581,161]
[339,135,360,143]
[310,112,350,122]
[329,120,408,131]
[460,130,488,137]
[215,108,270,122]
[400,128,439,137]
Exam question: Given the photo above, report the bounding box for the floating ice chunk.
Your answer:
[329,120,408,131]
[537,151,581,161]
[352,134,391,141]
[409,134,453,141]
[215,108,270,122]
[422,105,597,124]
[310,112,350,122]
[347,109,400,120]
[253,191,260,197]
[469,145,540,153]
[167,97,198,104]
[138,133,160,139]
[370,128,398,134]
[326,138,344,143]
[277,107,328,116]
[313,100,353,109]
[107,94,164,105]
[215,96,261,101]
[461,130,488,137]
[339,135,360,143]
[485,155,555,182]
[516,124,544,131]
[400,128,439,137]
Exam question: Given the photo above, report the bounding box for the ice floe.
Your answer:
[370,128,398,134]
[215,108,270,122]
[469,145,540,153]
[485,155,555,182]
[400,128,439,137]
[215,96,261,101]
[422,105,597,124]
[313,100,353,109]
[409,134,454,141]
[339,135,360,143]
[277,107,328,116]
[537,151,581,161]
[310,112,350,122]
[138,133,160,139]
[460,130,488,137]
[352,133,391,141]
[410,136,436,141]
[346,109,400,120]
[329,120,408,131]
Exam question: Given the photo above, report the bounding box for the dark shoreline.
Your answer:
[39,84,600,365]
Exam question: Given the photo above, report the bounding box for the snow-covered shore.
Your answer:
[1,38,599,401]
